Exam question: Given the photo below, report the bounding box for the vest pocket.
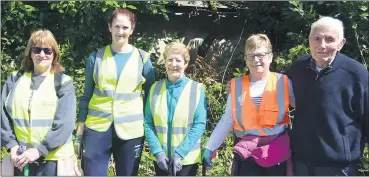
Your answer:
[259,106,279,128]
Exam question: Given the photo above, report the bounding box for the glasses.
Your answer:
[245,52,270,61]
[31,47,53,55]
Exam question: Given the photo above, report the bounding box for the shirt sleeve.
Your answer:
[205,95,234,151]
[288,79,295,108]
[175,86,207,158]
[1,74,19,151]
[143,86,165,156]
[77,52,96,123]
[362,86,369,145]
[142,59,156,105]
[36,77,77,156]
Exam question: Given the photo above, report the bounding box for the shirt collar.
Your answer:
[166,75,188,87]
[307,52,343,71]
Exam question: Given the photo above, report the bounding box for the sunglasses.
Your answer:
[31,47,53,55]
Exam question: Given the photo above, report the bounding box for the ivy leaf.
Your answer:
[127,5,137,10]
[360,6,368,11]
[360,13,368,17]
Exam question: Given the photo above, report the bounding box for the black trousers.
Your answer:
[82,126,144,176]
[293,159,358,176]
[236,157,286,176]
[153,162,198,176]
[14,159,57,176]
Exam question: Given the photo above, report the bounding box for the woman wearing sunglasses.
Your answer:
[1,29,80,176]
[75,8,156,176]
[202,34,295,176]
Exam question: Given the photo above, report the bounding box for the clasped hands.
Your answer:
[155,152,183,173]
[10,145,41,171]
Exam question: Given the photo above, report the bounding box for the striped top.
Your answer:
[250,80,267,109]
[205,78,295,151]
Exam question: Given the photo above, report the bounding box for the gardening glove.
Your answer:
[202,149,214,171]
[155,152,169,172]
[170,153,183,173]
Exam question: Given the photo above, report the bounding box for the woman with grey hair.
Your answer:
[144,42,207,176]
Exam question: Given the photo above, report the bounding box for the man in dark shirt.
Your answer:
[286,16,369,175]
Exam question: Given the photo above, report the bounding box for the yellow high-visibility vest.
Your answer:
[5,71,74,160]
[85,45,150,140]
[150,79,202,165]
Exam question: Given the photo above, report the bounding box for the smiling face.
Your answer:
[245,46,273,74]
[244,34,273,76]
[309,24,346,66]
[23,29,62,73]
[165,52,188,81]
[31,46,54,71]
[109,14,133,45]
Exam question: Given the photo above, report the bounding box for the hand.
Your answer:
[10,145,20,166]
[155,152,169,172]
[170,153,183,173]
[202,149,214,171]
[76,123,85,136]
[226,80,231,94]
[14,148,41,170]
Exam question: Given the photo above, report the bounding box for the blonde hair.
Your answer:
[22,29,64,72]
[163,42,190,64]
[244,34,273,54]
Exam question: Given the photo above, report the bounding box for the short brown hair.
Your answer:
[163,42,190,64]
[244,34,273,54]
[109,8,136,30]
[22,29,64,72]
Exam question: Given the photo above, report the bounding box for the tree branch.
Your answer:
[221,18,247,83]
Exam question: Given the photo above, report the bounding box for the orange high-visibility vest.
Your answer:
[230,72,290,137]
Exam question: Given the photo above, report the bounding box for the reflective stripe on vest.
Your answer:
[5,71,74,160]
[150,79,202,165]
[85,45,149,140]
[231,72,290,137]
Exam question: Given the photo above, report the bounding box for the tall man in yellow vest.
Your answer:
[144,42,207,176]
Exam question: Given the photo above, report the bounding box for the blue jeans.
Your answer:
[293,160,358,176]
[82,126,144,176]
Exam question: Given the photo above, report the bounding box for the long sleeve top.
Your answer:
[286,53,369,166]
[78,47,156,122]
[144,76,207,158]
[1,73,76,156]
[205,79,295,151]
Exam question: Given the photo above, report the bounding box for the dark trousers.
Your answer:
[293,160,358,176]
[236,157,286,176]
[153,162,198,176]
[82,126,144,176]
[14,159,57,176]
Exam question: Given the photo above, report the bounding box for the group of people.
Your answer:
[1,7,368,176]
